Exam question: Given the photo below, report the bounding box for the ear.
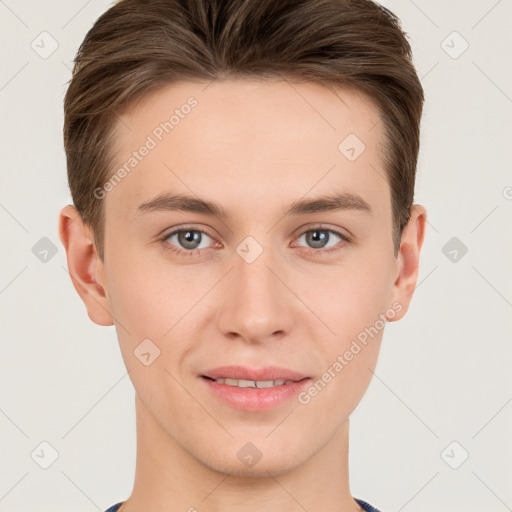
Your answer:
[387,204,427,321]
[58,205,114,326]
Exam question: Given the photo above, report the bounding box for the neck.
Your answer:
[120,393,362,512]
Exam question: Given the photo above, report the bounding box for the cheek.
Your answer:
[297,266,386,417]
[296,246,393,397]
[105,249,218,355]
[104,256,195,409]
[306,254,393,335]
[104,250,176,342]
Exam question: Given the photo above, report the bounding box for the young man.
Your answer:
[58,1,426,511]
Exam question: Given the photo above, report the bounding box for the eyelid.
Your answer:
[291,222,351,241]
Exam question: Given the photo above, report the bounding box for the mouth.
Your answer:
[201,375,306,388]
[199,366,311,411]
[201,365,309,382]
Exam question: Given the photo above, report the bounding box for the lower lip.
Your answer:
[201,377,311,412]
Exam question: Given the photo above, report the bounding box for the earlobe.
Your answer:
[58,205,114,326]
[387,204,427,321]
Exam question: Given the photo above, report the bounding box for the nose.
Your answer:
[215,246,295,345]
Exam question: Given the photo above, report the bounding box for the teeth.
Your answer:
[214,378,291,388]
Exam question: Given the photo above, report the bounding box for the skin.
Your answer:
[59,78,426,512]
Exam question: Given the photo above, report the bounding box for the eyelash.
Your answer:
[159,224,351,257]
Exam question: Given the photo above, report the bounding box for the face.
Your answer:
[64,78,422,477]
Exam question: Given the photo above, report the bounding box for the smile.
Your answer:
[205,377,296,388]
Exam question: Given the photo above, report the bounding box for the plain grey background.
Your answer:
[1,1,511,511]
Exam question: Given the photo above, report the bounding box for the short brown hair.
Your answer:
[64,0,424,260]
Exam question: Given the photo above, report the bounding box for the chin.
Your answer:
[207,457,300,479]
[195,439,304,479]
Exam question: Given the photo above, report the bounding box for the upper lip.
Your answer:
[202,366,309,382]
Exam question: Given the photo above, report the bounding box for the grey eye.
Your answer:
[165,229,213,251]
[296,229,343,250]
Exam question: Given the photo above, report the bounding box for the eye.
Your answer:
[159,224,350,258]
[293,226,350,253]
[161,227,217,256]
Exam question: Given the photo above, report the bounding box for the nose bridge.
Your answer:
[216,238,293,342]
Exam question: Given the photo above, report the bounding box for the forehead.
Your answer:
[117,78,382,148]
[106,78,388,219]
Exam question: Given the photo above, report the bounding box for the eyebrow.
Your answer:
[135,191,372,218]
